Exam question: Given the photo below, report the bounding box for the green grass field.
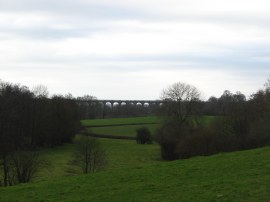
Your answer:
[83,116,161,138]
[81,116,160,127]
[1,144,269,201]
[98,139,160,170]
[36,144,75,182]
[89,124,160,137]
[2,116,269,201]
[34,138,161,181]
[195,115,216,126]
[84,116,216,138]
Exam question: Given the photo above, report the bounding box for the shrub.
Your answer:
[175,117,253,159]
[155,121,193,160]
[175,127,217,159]
[136,127,152,144]
[157,118,242,160]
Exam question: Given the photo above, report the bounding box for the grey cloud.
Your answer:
[0,26,104,40]
[2,0,269,28]
[0,1,148,40]
[12,48,270,74]
[1,0,270,43]
[1,1,269,69]
[89,43,270,71]
[0,0,147,20]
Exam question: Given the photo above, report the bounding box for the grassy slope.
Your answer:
[1,145,270,201]
[36,144,75,182]
[100,139,160,170]
[84,116,215,138]
[35,139,160,180]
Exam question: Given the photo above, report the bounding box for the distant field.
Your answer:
[194,115,216,126]
[83,116,216,138]
[81,116,160,127]
[2,144,270,201]
[82,116,161,138]
[89,124,160,137]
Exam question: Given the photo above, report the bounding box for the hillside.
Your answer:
[1,145,269,201]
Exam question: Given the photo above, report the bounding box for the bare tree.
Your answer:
[10,151,45,184]
[161,82,201,123]
[77,95,103,119]
[69,136,107,174]
[32,85,49,98]
[162,82,200,101]
[156,82,201,160]
[264,76,270,91]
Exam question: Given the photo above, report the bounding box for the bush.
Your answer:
[175,127,217,159]
[155,121,193,160]
[136,127,152,144]
[156,118,242,160]
[177,117,249,158]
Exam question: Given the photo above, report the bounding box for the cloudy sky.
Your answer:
[0,0,269,100]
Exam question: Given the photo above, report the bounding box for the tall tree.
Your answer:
[161,82,201,123]
[156,82,201,160]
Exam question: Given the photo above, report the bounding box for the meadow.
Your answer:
[83,116,215,138]
[1,116,269,201]
[89,124,159,137]
[33,138,161,182]
[1,141,269,201]
[83,116,161,138]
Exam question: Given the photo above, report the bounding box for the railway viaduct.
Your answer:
[96,100,163,108]
[77,99,163,108]
[77,99,164,118]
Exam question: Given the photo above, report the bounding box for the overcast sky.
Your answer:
[0,0,269,100]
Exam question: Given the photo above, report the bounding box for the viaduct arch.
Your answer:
[96,100,163,108]
[77,99,164,118]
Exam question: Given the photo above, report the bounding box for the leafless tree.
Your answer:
[77,95,103,119]
[264,76,270,91]
[161,82,201,123]
[32,85,49,98]
[69,136,107,174]
[156,82,201,160]
[10,151,45,184]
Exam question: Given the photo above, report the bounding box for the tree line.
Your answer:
[156,79,270,160]
[0,81,80,186]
